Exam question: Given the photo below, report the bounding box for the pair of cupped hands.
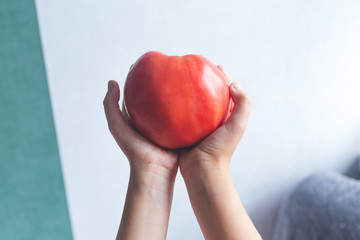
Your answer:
[103,67,252,183]
[103,66,260,240]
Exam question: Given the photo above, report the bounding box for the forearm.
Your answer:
[117,170,175,240]
[182,166,261,240]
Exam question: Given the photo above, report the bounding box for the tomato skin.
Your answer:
[124,51,232,149]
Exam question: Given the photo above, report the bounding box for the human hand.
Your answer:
[179,66,253,178]
[104,80,179,183]
[103,68,251,181]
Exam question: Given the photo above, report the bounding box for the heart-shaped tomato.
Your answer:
[124,51,232,149]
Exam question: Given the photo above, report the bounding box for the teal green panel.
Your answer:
[0,0,73,239]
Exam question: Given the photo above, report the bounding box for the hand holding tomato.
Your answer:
[179,69,253,177]
[104,80,179,182]
[104,56,257,239]
[104,50,252,177]
[103,67,252,175]
[121,50,252,177]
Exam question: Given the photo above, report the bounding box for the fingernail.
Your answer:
[108,81,114,91]
[231,82,242,91]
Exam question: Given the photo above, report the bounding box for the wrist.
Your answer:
[129,165,177,198]
[181,161,231,197]
[180,154,230,182]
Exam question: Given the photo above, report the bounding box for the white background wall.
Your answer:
[36,0,360,239]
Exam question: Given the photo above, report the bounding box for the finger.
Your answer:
[103,80,125,134]
[223,82,252,142]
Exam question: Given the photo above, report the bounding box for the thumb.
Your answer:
[104,80,124,131]
[223,82,253,142]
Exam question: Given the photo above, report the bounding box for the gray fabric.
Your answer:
[273,172,360,240]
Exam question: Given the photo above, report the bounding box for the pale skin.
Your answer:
[103,66,262,240]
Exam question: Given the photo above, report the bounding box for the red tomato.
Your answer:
[124,51,232,149]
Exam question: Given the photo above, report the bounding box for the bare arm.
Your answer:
[180,75,262,240]
[117,169,176,240]
[182,167,261,240]
[104,80,179,240]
